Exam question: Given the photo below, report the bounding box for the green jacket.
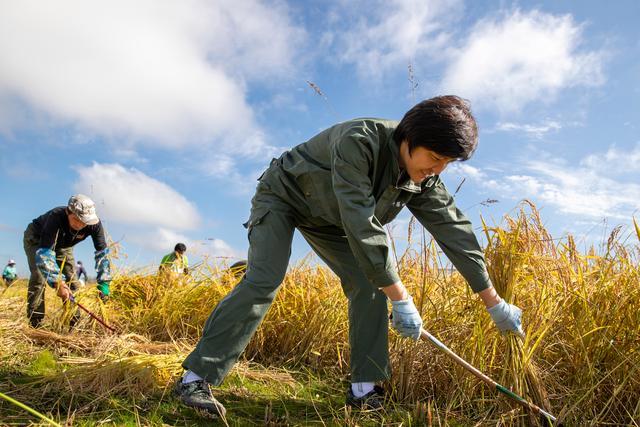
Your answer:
[260,118,491,292]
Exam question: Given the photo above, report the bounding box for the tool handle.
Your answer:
[419,328,557,423]
[69,295,118,333]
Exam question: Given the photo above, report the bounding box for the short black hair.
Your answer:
[393,95,478,160]
[175,243,187,253]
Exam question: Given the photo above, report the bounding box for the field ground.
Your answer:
[1,207,639,426]
[0,281,465,426]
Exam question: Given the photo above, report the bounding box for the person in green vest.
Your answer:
[175,96,524,417]
[160,243,189,275]
[3,259,17,287]
[227,260,247,279]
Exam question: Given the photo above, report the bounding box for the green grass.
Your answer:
[1,360,422,426]
[25,350,58,377]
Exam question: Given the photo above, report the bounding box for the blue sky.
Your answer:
[1,0,639,277]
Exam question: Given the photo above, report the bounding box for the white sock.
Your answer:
[351,382,375,398]
[182,370,204,384]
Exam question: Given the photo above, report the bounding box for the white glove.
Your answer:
[487,300,524,337]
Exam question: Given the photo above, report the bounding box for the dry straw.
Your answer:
[1,203,638,425]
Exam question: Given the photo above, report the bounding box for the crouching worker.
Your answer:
[3,260,18,287]
[176,96,524,417]
[159,243,189,275]
[227,260,247,279]
[24,194,112,328]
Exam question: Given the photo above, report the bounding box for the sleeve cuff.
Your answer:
[468,270,492,293]
[367,269,400,288]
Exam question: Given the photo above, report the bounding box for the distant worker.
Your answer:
[76,261,88,286]
[3,259,17,287]
[228,260,247,279]
[24,194,112,328]
[160,243,189,275]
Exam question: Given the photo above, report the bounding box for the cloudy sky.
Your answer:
[1,0,638,276]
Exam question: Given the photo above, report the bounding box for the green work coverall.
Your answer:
[183,118,492,384]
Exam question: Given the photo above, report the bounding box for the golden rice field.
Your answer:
[0,204,639,426]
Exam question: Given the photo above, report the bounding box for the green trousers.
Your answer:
[23,223,78,327]
[183,182,391,384]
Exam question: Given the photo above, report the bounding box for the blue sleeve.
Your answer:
[35,248,61,288]
[94,248,112,283]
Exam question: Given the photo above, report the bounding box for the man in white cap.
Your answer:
[2,259,17,287]
[23,194,112,328]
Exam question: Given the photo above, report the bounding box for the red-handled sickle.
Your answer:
[68,294,117,333]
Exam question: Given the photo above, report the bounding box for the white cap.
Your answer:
[8,259,15,265]
[67,194,99,225]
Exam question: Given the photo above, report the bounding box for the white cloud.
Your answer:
[504,175,543,195]
[111,147,149,165]
[192,154,265,198]
[452,163,485,180]
[449,163,502,191]
[201,154,237,178]
[74,162,201,230]
[440,10,605,111]
[200,238,238,258]
[508,161,639,219]
[141,228,193,254]
[127,228,237,258]
[495,120,562,139]
[457,152,640,219]
[581,143,640,174]
[331,0,462,80]
[0,0,304,150]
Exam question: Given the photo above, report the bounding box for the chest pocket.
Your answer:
[297,168,341,224]
[375,185,412,225]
